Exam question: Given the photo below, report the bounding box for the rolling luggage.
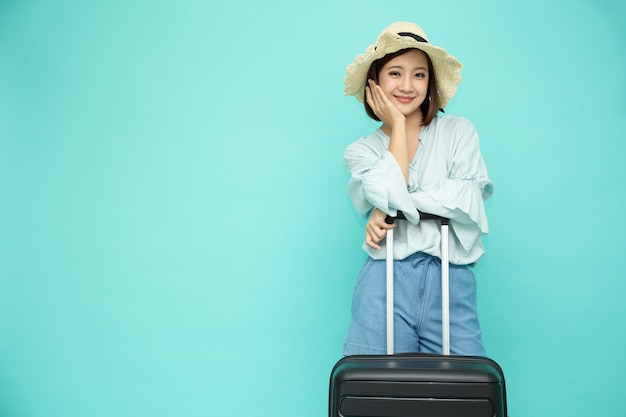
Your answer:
[329,212,507,417]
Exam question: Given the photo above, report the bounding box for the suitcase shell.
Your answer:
[329,212,508,416]
[329,354,507,417]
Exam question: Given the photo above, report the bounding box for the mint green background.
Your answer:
[1,1,625,416]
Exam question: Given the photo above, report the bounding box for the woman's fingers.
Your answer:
[368,80,384,108]
[364,213,396,250]
[365,82,378,111]
[365,230,382,250]
[367,79,403,126]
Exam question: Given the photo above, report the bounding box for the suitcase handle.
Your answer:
[384,210,451,355]
[385,210,449,225]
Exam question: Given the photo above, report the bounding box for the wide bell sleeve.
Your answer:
[343,139,421,223]
[409,118,493,253]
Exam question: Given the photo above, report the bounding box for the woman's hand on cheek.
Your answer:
[365,79,405,128]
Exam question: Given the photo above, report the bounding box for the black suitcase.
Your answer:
[329,213,507,417]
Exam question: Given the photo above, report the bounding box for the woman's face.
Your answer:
[377,49,429,120]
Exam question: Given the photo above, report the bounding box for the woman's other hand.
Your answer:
[365,208,396,250]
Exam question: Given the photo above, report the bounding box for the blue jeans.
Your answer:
[343,252,486,356]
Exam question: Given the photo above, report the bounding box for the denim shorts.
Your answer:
[343,252,486,356]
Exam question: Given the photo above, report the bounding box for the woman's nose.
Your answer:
[399,76,412,91]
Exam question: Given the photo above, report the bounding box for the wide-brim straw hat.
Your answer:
[344,22,463,108]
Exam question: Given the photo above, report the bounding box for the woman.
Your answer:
[342,22,493,356]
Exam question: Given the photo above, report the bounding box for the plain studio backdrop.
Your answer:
[1,1,625,416]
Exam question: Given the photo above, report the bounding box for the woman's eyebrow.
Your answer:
[386,65,428,71]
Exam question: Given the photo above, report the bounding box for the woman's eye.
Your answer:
[389,71,401,77]
[415,73,426,78]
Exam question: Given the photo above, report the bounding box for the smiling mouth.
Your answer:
[394,95,414,104]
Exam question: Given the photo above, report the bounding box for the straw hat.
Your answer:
[344,22,463,108]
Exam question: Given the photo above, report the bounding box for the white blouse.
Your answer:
[343,115,493,265]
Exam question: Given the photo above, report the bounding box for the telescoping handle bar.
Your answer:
[385,211,449,225]
[384,211,451,356]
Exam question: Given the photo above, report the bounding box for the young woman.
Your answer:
[342,22,493,356]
